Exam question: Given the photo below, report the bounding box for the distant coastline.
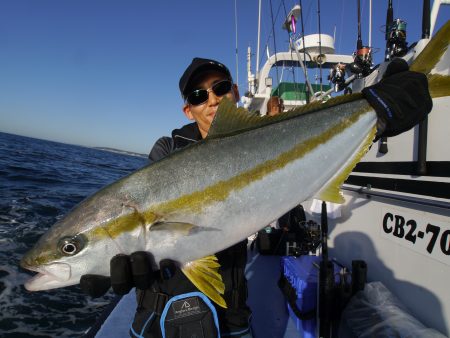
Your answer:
[93,146,147,158]
[0,131,148,158]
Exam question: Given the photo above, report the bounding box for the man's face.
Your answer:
[183,71,239,139]
[267,103,281,116]
[267,98,284,116]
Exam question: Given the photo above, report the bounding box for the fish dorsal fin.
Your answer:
[208,95,364,139]
[314,125,377,204]
[207,98,265,138]
[181,255,226,308]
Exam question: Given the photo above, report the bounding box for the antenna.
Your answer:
[256,0,262,76]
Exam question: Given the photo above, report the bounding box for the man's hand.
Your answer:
[362,58,433,139]
[80,252,177,298]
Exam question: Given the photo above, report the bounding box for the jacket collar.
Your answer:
[172,122,202,149]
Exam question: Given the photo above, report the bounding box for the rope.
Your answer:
[317,0,323,92]
[299,0,310,103]
[234,0,239,86]
[269,0,280,84]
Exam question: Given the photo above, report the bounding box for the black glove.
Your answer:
[80,251,177,298]
[362,58,433,139]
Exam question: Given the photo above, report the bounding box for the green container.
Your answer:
[272,82,331,101]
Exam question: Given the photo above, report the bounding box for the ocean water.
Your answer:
[0,132,147,337]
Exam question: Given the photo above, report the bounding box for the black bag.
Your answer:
[256,227,289,255]
[161,292,220,338]
[255,205,321,256]
[130,291,220,338]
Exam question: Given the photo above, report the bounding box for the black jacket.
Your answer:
[148,123,200,162]
[133,123,251,337]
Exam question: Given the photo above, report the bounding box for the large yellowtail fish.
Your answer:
[20,21,450,308]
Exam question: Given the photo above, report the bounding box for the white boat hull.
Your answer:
[306,94,450,335]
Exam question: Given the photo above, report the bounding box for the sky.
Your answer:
[0,0,449,154]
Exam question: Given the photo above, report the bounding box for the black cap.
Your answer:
[179,58,232,98]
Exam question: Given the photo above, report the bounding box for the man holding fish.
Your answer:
[82,56,431,338]
[21,50,432,338]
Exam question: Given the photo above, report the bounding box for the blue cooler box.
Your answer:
[281,256,322,338]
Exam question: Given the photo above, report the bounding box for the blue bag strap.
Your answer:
[130,312,156,338]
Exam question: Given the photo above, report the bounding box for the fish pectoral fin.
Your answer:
[314,125,377,204]
[150,222,218,236]
[181,255,226,308]
[150,221,197,235]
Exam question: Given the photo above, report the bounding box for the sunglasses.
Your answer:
[186,80,232,106]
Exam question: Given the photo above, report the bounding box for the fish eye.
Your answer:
[62,242,77,255]
[58,235,86,256]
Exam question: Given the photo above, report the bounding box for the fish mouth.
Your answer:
[22,262,73,291]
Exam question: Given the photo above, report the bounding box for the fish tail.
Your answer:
[410,20,450,99]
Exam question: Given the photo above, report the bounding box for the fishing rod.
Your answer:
[327,0,373,102]
[349,0,373,78]
[386,15,408,58]
[318,201,333,338]
[379,0,394,155]
[234,0,239,91]
[385,0,393,61]
[322,69,356,100]
[382,1,412,154]
[417,0,431,175]
[316,199,368,338]
[357,0,363,50]
[324,0,370,101]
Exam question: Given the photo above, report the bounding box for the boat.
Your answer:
[87,1,450,337]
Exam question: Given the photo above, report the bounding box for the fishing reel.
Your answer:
[386,19,408,59]
[348,46,373,78]
[328,63,347,92]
